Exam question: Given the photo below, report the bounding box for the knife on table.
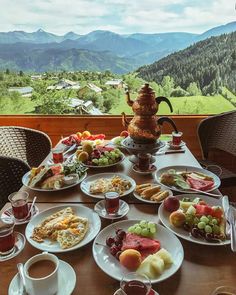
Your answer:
[228,206,236,252]
[222,195,230,221]
[156,150,185,156]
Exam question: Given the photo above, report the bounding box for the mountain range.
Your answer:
[0,22,235,73]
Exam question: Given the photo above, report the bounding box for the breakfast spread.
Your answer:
[163,196,226,242]
[31,207,89,249]
[135,183,170,202]
[89,176,132,195]
[105,220,173,279]
[160,169,215,191]
[28,162,87,190]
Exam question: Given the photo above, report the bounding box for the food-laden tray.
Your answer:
[80,173,136,199]
[22,162,87,192]
[155,165,221,193]
[133,183,173,204]
[158,194,230,246]
[25,205,101,253]
[92,220,184,283]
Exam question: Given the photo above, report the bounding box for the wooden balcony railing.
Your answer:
[0,115,207,158]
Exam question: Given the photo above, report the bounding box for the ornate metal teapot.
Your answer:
[122,83,177,143]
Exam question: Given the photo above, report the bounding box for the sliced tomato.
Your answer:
[50,165,63,175]
[187,176,214,191]
[194,204,213,216]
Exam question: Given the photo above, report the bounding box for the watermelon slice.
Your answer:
[122,233,161,258]
[186,176,214,191]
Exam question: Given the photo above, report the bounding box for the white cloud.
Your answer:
[0,0,235,34]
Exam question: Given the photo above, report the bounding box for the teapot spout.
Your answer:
[126,91,134,107]
[121,112,130,129]
[157,116,178,133]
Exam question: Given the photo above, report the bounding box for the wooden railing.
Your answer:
[0,115,207,158]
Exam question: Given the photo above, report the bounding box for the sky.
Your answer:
[0,0,235,35]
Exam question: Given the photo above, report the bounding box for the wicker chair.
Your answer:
[0,126,52,168]
[0,156,30,209]
[198,110,236,187]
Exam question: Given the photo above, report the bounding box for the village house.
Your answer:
[105,79,123,89]
[77,83,102,96]
[30,75,42,80]
[8,86,34,97]
[46,79,80,91]
[68,98,103,115]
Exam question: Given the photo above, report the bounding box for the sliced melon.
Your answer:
[154,248,173,265]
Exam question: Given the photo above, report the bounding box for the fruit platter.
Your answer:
[61,130,105,147]
[158,194,230,246]
[22,162,87,192]
[74,143,125,168]
[156,165,221,193]
[93,220,183,283]
[133,183,173,204]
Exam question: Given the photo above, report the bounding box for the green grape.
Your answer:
[140,220,148,228]
[92,159,98,164]
[211,218,218,225]
[141,228,149,237]
[212,224,220,234]
[150,227,156,234]
[103,158,109,165]
[148,222,155,229]
[205,225,213,233]
[108,159,113,164]
[104,151,109,156]
[134,226,142,235]
[128,226,136,233]
[200,216,209,224]
[197,222,206,229]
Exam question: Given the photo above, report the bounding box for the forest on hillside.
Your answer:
[138,32,236,95]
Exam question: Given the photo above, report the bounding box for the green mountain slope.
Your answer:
[137,32,236,93]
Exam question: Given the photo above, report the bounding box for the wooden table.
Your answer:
[1,146,235,295]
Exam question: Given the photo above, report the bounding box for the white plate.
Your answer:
[22,171,87,192]
[8,259,76,295]
[92,220,184,283]
[155,165,221,193]
[0,232,25,262]
[25,205,101,253]
[133,185,173,204]
[158,194,230,246]
[80,173,136,199]
[81,153,125,169]
[94,199,129,219]
[1,204,39,225]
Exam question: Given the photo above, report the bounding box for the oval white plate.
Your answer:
[25,205,101,253]
[133,185,173,204]
[8,260,76,295]
[22,171,87,192]
[92,220,184,283]
[155,165,221,193]
[80,173,136,199]
[158,194,230,246]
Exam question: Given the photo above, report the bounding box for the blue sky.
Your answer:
[0,0,235,34]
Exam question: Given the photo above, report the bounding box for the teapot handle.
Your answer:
[156,96,173,112]
[157,116,178,133]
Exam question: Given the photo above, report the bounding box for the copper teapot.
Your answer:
[122,83,177,143]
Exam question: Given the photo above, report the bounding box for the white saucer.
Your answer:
[1,205,39,225]
[0,232,25,262]
[94,199,129,219]
[167,141,186,150]
[132,164,157,175]
[8,260,76,295]
[114,288,159,295]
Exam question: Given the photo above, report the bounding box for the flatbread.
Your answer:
[31,207,89,249]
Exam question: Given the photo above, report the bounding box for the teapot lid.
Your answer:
[138,83,155,95]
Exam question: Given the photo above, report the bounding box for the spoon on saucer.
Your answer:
[27,196,37,219]
[17,263,27,295]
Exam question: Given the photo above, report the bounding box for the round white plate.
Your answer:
[8,260,76,295]
[92,220,184,283]
[155,165,221,193]
[25,205,101,253]
[22,171,87,192]
[94,199,129,219]
[80,173,136,199]
[0,232,25,262]
[133,185,173,204]
[158,194,230,246]
[1,204,39,225]
[82,153,125,169]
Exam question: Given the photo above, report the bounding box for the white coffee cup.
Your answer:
[23,252,59,295]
